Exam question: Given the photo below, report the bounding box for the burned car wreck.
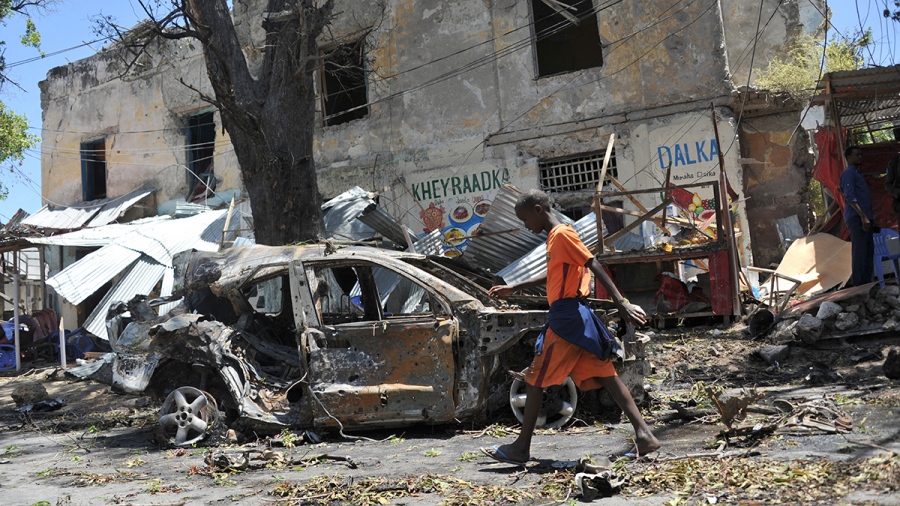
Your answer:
[103,244,648,445]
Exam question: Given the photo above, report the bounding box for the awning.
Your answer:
[810,65,900,130]
[45,208,239,316]
[21,190,153,231]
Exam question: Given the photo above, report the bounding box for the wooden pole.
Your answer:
[220,196,235,249]
[59,316,66,370]
[711,104,742,317]
[594,133,615,253]
[661,162,672,231]
[13,253,20,371]
[826,75,847,164]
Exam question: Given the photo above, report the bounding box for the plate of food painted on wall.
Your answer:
[450,203,472,224]
[444,227,467,246]
[467,223,483,238]
[473,200,492,218]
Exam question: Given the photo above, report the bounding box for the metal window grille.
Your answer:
[539,151,617,193]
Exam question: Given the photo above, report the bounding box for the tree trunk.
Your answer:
[185,0,330,245]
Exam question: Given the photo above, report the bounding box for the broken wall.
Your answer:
[722,0,827,88]
[738,92,812,269]
[40,0,819,263]
[39,38,242,211]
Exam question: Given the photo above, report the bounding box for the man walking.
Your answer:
[840,146,875,287]
[479,189,659,466]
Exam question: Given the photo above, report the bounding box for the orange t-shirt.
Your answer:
[545,224,593,305]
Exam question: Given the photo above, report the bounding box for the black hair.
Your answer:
[515,189,550,212]
[844,145,862,158]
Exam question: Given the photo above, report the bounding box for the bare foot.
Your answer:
[496,443,529,463]
[634,430,660,456]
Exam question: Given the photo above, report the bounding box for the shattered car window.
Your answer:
[370,266,433,316]
[242,276,284,315]
[308,265,375,325]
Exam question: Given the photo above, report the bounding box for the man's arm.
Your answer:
[586,258,647,326]
[488,272,548,298]
[849,202,872,231]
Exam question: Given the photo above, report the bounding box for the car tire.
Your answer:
[509,374,577,429]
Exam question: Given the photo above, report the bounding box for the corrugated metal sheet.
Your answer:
[46,209,239,306]
[496,212,600,285]
[322,187,377,241]
[462,185,547,272]
[173,201,211,217]
[29,216,170,247]
[115,208,234,266]
[156,266,181,316]
[231,236,255,248]
[357,204,419,248]
[87,190,154,227]
[462,184,578,273]
[413,229,443,256]
[22,190,152,230]
[812,64,900,129]
[83,257,167,340]
[47,245,141,306]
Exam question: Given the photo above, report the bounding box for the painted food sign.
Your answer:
[411,168,509,256]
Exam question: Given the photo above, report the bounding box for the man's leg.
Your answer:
[494,382,542,462]
[848,216,866,287]
[862,227,875,285]
[597,376,660,455]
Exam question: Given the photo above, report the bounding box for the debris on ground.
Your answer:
[885,347,900,380]
[11,380,48,407]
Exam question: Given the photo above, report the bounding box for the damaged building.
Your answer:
[33,0,827,325]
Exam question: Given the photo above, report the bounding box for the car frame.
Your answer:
[106,244,647,438]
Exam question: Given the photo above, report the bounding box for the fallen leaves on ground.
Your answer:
[626,453,900,504]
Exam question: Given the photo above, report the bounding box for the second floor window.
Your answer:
[186,111,216,203]
[531,0,603,77]
[81,139,106,202]
[321,39,369,126]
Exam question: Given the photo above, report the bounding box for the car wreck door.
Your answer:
[293,259,457,427]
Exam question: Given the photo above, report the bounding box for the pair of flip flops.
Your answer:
[480,445,528,466]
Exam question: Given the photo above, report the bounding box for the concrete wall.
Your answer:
[40,37,242,211]
[40,0,820,265]
[740,107,814,268]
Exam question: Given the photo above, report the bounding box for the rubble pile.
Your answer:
[770,285,900,344]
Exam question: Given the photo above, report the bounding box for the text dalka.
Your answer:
[657,140,719,173]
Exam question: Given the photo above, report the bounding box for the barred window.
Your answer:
[538,150,617,193]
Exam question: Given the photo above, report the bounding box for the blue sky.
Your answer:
[0,0,897,223]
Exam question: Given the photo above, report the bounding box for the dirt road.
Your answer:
[1,326,898,505]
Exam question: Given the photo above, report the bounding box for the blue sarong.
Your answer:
[534,298,619,360]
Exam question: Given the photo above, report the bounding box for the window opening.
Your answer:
[531,0,603,77]
[243,277,284,316]
[539,150,617,193]
[80,139,107,202]
[321,39,369,126]
[310,265,379,325]
[540,151,622,231]
[370,266,432,316]
[186,111,216,203]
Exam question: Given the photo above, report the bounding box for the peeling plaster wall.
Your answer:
[41,0,806,267]
[302,0,746,239]
[39,38,241,210]
[740,111,814,268]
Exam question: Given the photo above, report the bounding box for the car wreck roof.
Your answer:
[192,243,483,305]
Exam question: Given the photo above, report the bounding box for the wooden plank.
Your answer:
[599,198,672,249]
[594,133,615,253]
[662,162,672,230]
